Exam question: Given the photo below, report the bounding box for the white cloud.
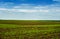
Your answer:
[0,4,60,20]
[0,8,49,13]
[0,8,7,10]
[0,5,60,13]
[0,4,60,13]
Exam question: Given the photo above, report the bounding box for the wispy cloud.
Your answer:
[0,3,60,13]
[0,2,60,20]
[0,8,49,13]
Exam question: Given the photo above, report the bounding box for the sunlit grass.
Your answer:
[0,20,60,39]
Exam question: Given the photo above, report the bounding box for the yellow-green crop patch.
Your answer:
[0,20,60,39]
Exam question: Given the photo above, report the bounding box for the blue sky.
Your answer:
[0,0,60,20]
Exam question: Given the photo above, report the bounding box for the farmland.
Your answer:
[0,20,60,39]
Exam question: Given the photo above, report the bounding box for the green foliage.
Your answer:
[0,20,60,39]
[0,20,60,25]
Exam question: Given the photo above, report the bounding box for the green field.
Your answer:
[0,20,60,39]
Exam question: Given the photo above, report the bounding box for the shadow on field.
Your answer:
[0,27,60,39]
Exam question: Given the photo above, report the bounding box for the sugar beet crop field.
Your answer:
[0,20,60,39]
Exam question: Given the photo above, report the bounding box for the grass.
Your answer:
[0,20,60,39]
